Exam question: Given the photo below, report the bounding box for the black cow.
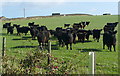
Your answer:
[103,30,117,52]
[104,22,118,32]
[3,22,11,28]
[7,26,14,34]
[28,22,34,26]
[16,26,30,35]
[77,29,87,42]
[13,24,20,28]
[64,24,70,28]
[30,26,39,39]
[54,27,64,47]
[86,21,90,25]
[93,29,102,42]
[61,29,73,50]
[86,30,93,40]
[53,27,74,50]
[37,27,50,50]
[81,21,90,29]
[73,23,81,30]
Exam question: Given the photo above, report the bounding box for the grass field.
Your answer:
[0,15,118,74]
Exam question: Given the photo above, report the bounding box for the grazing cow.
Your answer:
[16,26,30,35]
[7,26,14,34]
[93,29,102,42]
[64,24,70,28]
[3,22,11,28]
[103,30,117,51]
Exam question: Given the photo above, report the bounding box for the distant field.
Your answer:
[1,15,118,74]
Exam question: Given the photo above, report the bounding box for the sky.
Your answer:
[0,1,119,18]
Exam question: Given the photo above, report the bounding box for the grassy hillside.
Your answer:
[1,15,118,74]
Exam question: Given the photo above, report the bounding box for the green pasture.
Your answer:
[0,15,118,74]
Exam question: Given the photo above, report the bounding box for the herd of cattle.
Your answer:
[3,21,118,51]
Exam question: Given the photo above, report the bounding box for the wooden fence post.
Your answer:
[2,37,6,56]
[48,41,51,65]
[89,52,96,75]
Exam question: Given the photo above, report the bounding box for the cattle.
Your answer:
[86,21,90,25]
[54,27,64,47]
[52,27,74,50]
[81,21,90,29]
[28,22,34,26]
[93,29,102,42]
[73,23,81,30]
[16,26,30,35]
[61,29,73,50]
[7,26,14,34]
[64,24,70,28]
[103,30,117,52]
[13,24,20,28]
[3,22,11,28]
[85,30,93,41]
[30,26,39,39]
[104,22,118,32]
[77,29,87,42]
[37,26,50,50]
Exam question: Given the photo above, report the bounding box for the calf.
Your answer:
[93,29,102,42]
[103,30,117,52]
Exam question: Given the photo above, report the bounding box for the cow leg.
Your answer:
[86,35,89,41]
[113,45,116,52]
[73,34,76,44]
[97,39,99,42]
[109,45,112,52]
[70,43,72,50]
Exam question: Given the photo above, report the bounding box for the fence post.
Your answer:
[48,41,51,65]
[89,52,96,75]
[2,37,6,56]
